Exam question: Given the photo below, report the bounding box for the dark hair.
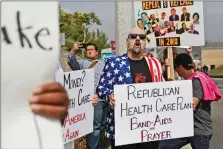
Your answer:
[193,13,199,19]
[141,12,148,18]
[171,8,176,12]
[137,18,143,22]
[174,53,193,70]
[182,22,186,27]
[85,43,98,51]
[150,14,155,18]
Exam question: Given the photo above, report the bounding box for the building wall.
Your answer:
[201,49,223,69]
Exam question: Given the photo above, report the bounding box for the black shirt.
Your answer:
[129,57,152,83]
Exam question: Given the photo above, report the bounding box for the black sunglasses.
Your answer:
[128,34,146,40]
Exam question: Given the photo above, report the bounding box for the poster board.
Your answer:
[114,80,194,146]
[134,1,204,47]
[1,2,64,149]
[55,69,94,144]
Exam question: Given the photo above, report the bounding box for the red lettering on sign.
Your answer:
[63,113,86,127]
[63,129,79,142]
[141,130,171,142]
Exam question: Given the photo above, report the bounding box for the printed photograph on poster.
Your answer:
[134,1,204,47]
[114,80,194,146]
[55,69,94,144]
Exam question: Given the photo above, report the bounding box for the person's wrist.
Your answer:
[71,48,76,54]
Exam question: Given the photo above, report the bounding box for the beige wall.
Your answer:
[201,49,223,66]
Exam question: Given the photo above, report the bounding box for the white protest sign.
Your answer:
[60,33,66,46]
[114,80,194,146]
[1,2,63,149]
[55,69,94,144]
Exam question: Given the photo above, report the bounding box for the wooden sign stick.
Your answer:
[167,47,175,80]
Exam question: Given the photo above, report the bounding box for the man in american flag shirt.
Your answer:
[96,27,164,149]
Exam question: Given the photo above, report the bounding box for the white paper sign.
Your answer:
[60,33,66,46]
[1,2,64,149]
[114,80,194,146]
[56,69,94,144]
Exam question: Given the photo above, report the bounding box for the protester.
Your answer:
[162,47,193,80]
[29,82,69,123]
[160,53,216,149]
[68,42,108,149]
[96,27,163,149]
[202,65,209,74]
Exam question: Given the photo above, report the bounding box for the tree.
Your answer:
[59,5,110,55]
[85,29,110,54]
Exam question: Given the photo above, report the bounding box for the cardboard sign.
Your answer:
[56,69,94,144]
[1,2,63,149]
[114,80,194,146]
[134,1,204,47]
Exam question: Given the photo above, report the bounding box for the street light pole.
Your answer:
[115,1,134,56]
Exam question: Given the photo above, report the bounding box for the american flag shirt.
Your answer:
[96,54,163,140]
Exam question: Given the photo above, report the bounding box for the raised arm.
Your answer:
[67,42,86,70]
[67,52,80,70]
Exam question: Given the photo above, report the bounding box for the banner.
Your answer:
[134,1,204,47]
[1,2,64,149]
[56,69,94,144]
[114,80,194,146]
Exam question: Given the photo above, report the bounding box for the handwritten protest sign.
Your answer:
[55,69,94,144]
[114,80,194,146]
[134,1,204,47]
[1,2,64,149]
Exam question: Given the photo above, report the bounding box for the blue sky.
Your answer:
[60,1,223,42]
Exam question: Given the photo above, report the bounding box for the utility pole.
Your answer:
[115,1,134,56]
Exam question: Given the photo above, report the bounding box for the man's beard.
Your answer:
[132,46,142,55]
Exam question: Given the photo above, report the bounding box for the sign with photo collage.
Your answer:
[134,1,204,47]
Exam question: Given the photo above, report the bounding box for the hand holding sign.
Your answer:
[164,58,170,67]
[92,95,99,106]
[2,2,64,149]
[110,93,115,108]
[29,82,68,121]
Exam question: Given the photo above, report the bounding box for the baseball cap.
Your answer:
[174,53,194,70]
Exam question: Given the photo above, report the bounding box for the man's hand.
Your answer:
[71,42,83,54]
[168,78,175,81]
[164,58,170,67]
[92,95,98,106]
[109,93,115,108]
[193,97,200,110]
[185,47,192,55]
[29,82,68,121]
[185,48,192,53]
